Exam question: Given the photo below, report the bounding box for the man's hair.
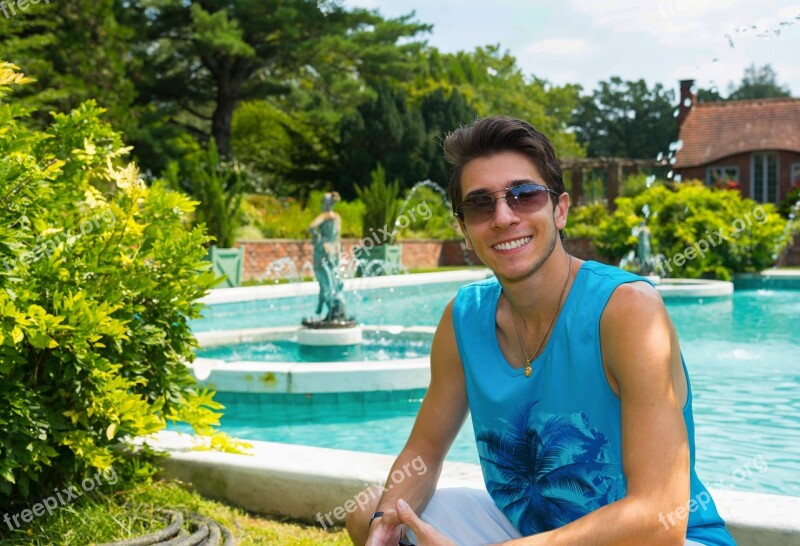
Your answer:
[443,116,566,234]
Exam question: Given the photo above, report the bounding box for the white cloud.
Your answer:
[524,38,591,57]
[570,0,752,48]
[341,0,383,9]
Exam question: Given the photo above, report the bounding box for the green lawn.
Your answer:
[1,480,351,546]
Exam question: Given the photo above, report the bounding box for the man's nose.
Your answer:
[490,197,520,228]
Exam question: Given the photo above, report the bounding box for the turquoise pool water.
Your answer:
[192,281,466,332]
[189,282,800,497]
[197,330,433,362]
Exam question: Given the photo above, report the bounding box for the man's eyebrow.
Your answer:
[463,179,537,199]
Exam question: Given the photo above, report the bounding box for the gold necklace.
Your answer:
[508,254,573,377]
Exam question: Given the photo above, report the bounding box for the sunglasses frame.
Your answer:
[455,182,561,225]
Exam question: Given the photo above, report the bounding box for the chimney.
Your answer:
[678,79,695,127]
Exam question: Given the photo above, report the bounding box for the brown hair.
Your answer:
[443,116,566,237]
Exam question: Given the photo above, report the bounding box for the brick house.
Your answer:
[674,79,800,204]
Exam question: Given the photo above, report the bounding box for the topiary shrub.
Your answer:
[0,63,234,512]
[594,180,787,280]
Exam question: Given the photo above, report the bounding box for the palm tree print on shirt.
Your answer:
[475,401,624,535]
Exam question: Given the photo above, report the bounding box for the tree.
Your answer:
[696,87,724,103]
[571,77,678,159]
[336,85,477,198]
[0,0,135,130]
[419,88,478,185]
[411,46,584,159]
[338,86,427,199]
[727,63,791,100]
[120,0,430,164]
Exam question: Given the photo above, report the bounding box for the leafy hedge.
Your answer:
[0,63,230,508]
[594,181,787,280]
[565,203,610,240]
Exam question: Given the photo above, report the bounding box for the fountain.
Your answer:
[772,199,800,265]
[299,192,360,346]
[186,190,490,395]
[619,202,666,279]
[394,179,475,266]
[619,219,663,278]
[619,201,732,299]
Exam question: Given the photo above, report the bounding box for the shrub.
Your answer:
[0,63,230,509]
[246,194,313,239]
[395,185,459,240]
[565,203,610,240]
[305,190,364,239]
[241,191,363,240]
[164,139,245,248]
[354,164,401,244]
[595,180,787,280]
[778,182,800,219]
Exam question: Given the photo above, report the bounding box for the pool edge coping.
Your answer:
[151,432,800,545]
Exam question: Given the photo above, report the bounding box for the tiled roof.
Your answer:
[674,98,800,168]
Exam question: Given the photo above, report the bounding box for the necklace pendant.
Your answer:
[523,364,532,377]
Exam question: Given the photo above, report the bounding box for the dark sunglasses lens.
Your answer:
[460,195,495,223]
[508,184,549,210]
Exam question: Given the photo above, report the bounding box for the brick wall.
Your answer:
[238,239,481,281]
[241,236,798,280]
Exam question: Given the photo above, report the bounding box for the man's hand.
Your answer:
[365,509,404,546]
[396,499,456,546]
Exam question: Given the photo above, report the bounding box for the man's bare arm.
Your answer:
[367,300,469,540]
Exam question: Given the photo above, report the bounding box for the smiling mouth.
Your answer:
[492,237,531,251]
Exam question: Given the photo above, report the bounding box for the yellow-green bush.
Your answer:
[0,63,226,511]
[595,181,787,279]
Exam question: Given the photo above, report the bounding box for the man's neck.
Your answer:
[499,248,577,325]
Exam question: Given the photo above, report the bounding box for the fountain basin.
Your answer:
[297,325,363,346]
[652,277,734,298]
[191,325,434,394]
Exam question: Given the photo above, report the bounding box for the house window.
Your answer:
[792,163,800,186]
[706,166,740,186]
[752,153,779,203]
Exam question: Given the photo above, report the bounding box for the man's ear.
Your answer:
[456,216,473,250]
[554,192,570,232]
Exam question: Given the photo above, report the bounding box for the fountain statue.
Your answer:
[633,220,655,275]
[301,192,358,344]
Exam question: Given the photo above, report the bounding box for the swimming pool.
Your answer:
[189,279,800,498]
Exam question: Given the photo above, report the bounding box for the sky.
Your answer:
[342,0,800,98]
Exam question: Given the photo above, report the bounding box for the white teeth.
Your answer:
[493,237,531,251]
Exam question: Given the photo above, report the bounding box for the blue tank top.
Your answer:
[452,261,735,545]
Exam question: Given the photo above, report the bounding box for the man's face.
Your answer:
[457,151,568,282]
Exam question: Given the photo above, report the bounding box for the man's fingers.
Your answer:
[378,508,400,527]
[396,499,427,537]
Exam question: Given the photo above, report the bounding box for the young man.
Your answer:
[346,116,735,546]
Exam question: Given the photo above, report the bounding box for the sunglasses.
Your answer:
[455,182,560,225]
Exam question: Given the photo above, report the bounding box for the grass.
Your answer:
[1,480,351,545]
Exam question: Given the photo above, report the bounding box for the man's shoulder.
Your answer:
[455,275,499,299]
[452,275,500,314]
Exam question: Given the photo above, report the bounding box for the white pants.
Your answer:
[408,487,706,546]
